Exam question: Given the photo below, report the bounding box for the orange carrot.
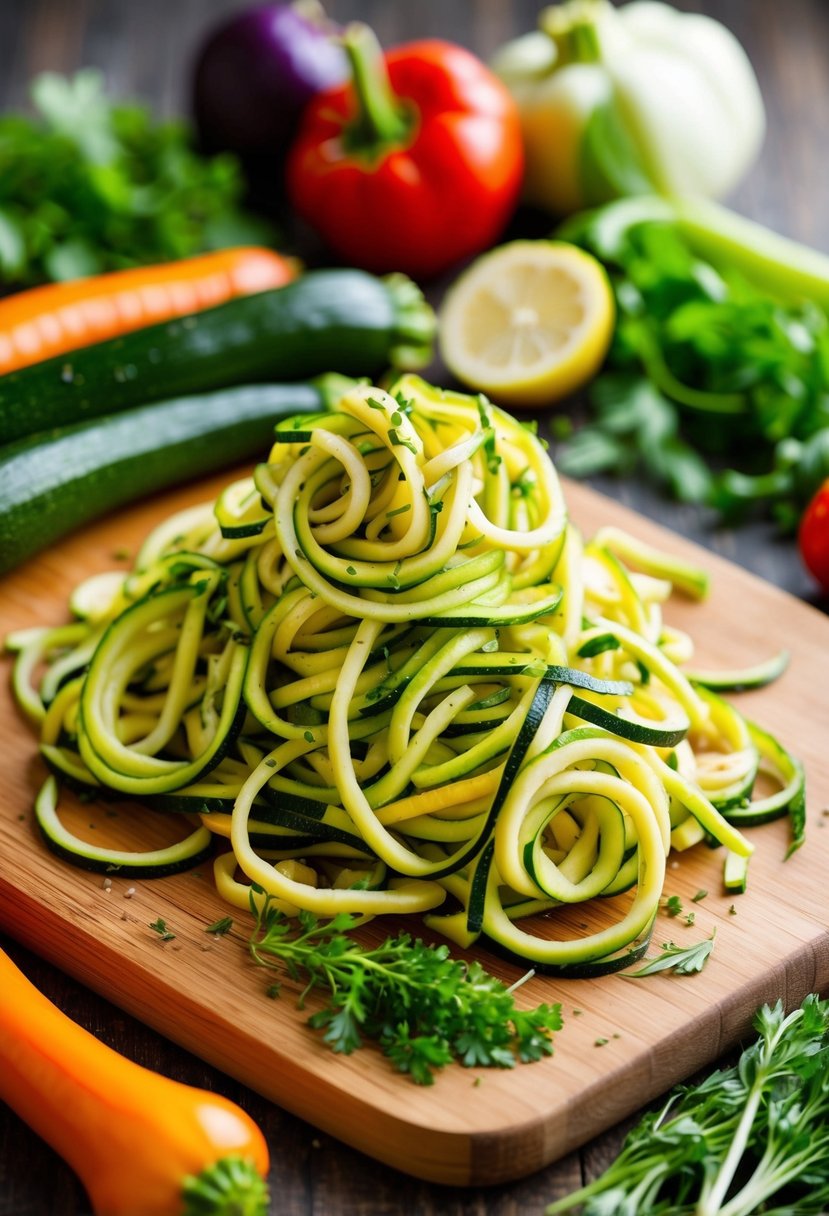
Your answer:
[0,247,298,374]
[0,945,270,1215]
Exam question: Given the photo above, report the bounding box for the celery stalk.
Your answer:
[560,194,829,307]
[671,196,829,309]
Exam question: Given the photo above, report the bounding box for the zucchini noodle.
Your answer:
[8,375,805,974]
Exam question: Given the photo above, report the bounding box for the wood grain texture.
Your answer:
[1,470,828,1188]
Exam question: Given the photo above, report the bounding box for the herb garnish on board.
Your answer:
[249,894,562,1085]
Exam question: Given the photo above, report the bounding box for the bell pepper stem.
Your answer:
[540,0,604,66]
[341,23,412,155]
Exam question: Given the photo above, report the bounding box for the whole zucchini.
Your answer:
[0,380,343,575]
[0,269,434,444]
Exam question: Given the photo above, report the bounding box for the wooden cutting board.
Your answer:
[1,472,828,1188]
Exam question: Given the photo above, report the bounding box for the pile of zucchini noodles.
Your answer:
[9,375,805,974]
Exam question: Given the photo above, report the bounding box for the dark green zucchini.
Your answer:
[0,270,435,444]
[0,380,339,576]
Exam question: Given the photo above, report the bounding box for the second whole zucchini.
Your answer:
[0,269,435,445]
[0,379,347,575]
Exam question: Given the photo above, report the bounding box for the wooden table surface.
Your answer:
[1,1,828,1213]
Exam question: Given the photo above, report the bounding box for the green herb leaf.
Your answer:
[205,917,234,936]
[149,917,175,941]
[559,208,829,527]
[546,994,829,1216]
[248,896,562,1084]
[624,931,715,978]
[0,70,276,290]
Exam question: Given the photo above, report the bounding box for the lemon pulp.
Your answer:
[439,240,615,408]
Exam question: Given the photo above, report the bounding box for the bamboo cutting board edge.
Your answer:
[2,470,829,1187]
[4,864,827,1187]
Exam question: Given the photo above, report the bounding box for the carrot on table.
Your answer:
[0,246,298,374]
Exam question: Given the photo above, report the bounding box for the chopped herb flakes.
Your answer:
[149,918,175,942]
[205,917,234,936]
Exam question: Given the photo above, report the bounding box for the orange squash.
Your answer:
[0,944,270,1215]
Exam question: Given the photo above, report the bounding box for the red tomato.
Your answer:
[799,479,829,592]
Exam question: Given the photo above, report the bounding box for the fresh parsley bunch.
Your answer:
[249,896,562,1085]
[547,994,829,1216]
[0,70,273,289]
[557,212,829,529]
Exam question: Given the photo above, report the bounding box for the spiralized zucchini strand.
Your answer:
[8,375,804,970]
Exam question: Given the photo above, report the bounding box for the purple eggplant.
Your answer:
[192,2,347,181]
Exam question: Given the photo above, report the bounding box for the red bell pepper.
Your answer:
[286,24,524,280]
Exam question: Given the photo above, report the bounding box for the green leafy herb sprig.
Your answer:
[249,895,562,1085]
[546,993,829,1216]
[624,931,715,978]
[557,213,829,529]
[0,69,274,289]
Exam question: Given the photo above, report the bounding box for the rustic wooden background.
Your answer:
[1,0,828,1212]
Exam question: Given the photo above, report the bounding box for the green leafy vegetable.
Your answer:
[248,895,562,1085]
[546,993,829,1216]
[0,69,273,290]
[558,201,829,528]
[624,931,715,977]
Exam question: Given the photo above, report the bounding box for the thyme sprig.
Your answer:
[547,994,829,1216]
[624,931,716,978]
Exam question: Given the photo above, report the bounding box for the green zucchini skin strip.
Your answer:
[567,695,689,747]
[9,375,798,969]
[684,650,790,692]
[728,721,806,855]
[483,929,652,980]
[35,776,213,877]
[78,585,249,795]
[0,383,330,577]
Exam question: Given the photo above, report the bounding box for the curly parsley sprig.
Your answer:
[248,895,562,1085]
[0,70,273,289]
[556,208,829,529]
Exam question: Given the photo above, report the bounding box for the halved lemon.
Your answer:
[439,240,615,408]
